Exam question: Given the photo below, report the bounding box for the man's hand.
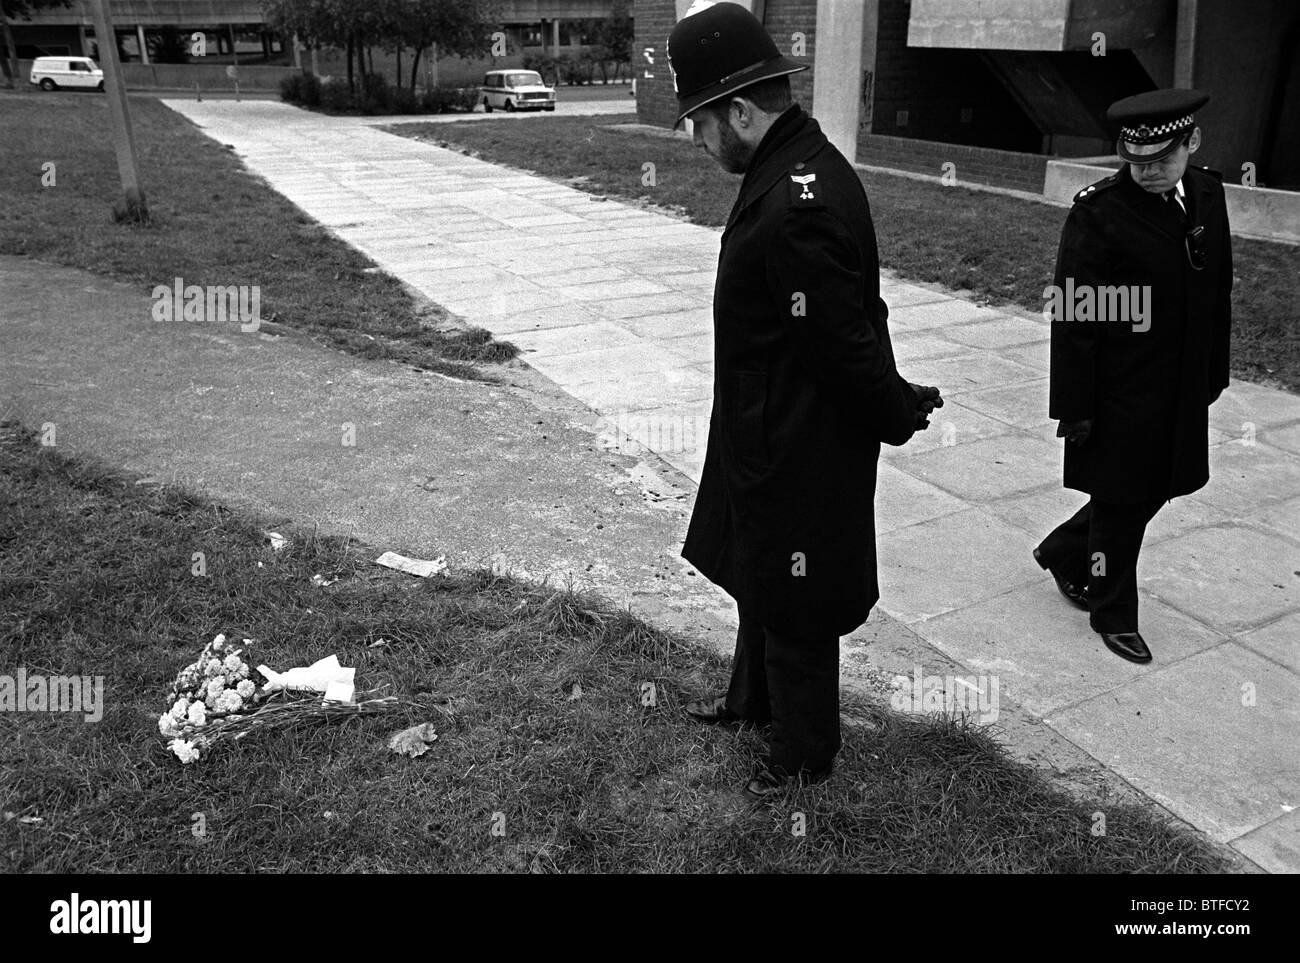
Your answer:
[908,383,944,430]
[1056,418,1093,445]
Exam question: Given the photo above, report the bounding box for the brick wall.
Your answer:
[636,0,817,129]
[857,133,1048,193]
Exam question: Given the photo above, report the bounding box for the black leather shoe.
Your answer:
[683,695,740,724]
[743,763,832,799]
[1100,631,1152,664]
[1033,547,1088,610]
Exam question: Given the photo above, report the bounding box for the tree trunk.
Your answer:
[366,45,373,77]
[1,12,19,89]
[87,0,147,221]
[395,43,401,88]
[409,46,422,91]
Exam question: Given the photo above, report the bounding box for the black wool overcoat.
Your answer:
[681,105,918,639]
[1048,163,1233,503]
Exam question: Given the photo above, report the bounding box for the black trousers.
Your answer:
[723,604,841,775]
[1037,497,1166,633]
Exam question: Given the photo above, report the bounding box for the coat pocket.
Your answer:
[732,370,769,463]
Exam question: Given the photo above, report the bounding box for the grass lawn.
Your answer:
[0,89,517,381]
[392,113,1300,393]
[0,419,1227,872]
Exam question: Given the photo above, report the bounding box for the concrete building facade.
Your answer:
[635,0,1300,193]
[2,0,629,90]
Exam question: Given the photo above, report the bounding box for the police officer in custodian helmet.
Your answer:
[671,1,943,797]
[1035,88,1233,664]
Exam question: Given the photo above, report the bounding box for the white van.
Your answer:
[30,56,104,91]
[480,70,555,112]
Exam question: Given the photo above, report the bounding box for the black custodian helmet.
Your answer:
[667,1,808,127]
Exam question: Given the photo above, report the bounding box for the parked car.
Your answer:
[30,55,104,91]
[479,70,555,113]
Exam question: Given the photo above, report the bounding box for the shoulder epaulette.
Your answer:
[1196,165,1224,181]
[786,161,825,209]
[1073,171,1122,204]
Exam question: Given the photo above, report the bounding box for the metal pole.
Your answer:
[88,0,147,221]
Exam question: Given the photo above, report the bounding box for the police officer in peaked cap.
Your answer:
[671,1,944,798]
[1035,88,1233,664]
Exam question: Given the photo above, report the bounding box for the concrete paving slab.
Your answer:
[942,313,1051,349]
[955,378,1053,429]
[874,462,969,535]
[889,331,971,364]
[475,304,606,335]
[1210,381,1300,432]
[1141,525,1300,634]
[902,350,1044,395]
[1247,495,1300,543]
[1231,807,1300,874]
[508,320,647,359]
[523,343,699,388]
[880,400,1017,457]
[594,292,709,320]
[1048,644,1300,843]
[982,485,1090,542]
[612,309,712,340]
[1234,611,1300,673]
[878,507,1042,624]
[887,432,1062,501]
[599,400,713,467]
[551,364,715,413]
[1241,419,1300,455]
[913,583,1226,715]
[1142,494,1235,545]
[541,266,635,288]
[662,334,713,365]
[887,300,1007,330]
[555,278,670,301]
[879,283,952,309]
[1198,439,1300,517]
[657,271,718,292]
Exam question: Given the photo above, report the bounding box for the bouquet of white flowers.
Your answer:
[158,634,409,764]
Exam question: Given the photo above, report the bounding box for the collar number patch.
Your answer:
[790,173,816,199]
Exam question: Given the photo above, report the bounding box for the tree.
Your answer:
[149,26,190,64]
[598,0,632,82]
[264,0,499,92]
[398,0,500,91]
[1,0,72,88]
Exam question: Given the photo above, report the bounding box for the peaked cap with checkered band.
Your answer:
[1107,88,1210,163]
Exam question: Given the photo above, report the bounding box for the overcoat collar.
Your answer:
[723,104,828,234]
[1116,164,1215,237]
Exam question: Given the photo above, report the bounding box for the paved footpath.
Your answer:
[10,98,1299,871]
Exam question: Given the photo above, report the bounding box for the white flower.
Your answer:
[223,653,243,673]
[170,697,189,717]
[216,690,244,714]
[206,677,225,697]
[205,659,223,676]
[212,634,226,650]
[236,680,256,698]
[158,713,180,737]
[205,692,220,710]
[170,739,201,764]
[187,701,207,726]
